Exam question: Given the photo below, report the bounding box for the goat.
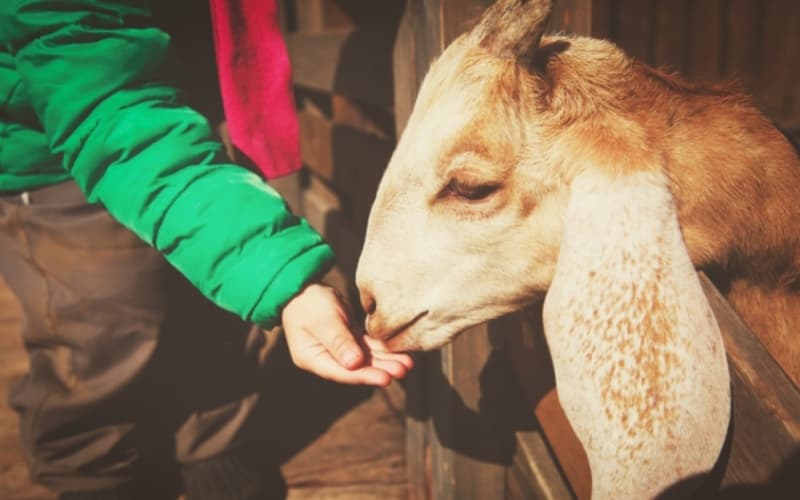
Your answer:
[355,0,800,498]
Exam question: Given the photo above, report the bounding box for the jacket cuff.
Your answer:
[249,241,335,328]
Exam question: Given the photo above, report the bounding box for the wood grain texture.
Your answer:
[391,9,430,499]
[590,0,612,40]
[282,388,407,500]
[687,0,724,82]
[548,0,593,36]
[756,0,791,118]
[699,274,800,494]
[652,0,688,73]
[615,0,652,63]
[509,428,574,500]
[293,0,352,32]
[723,0,759,93]
[286,28,395,107]
[787,2,800,125]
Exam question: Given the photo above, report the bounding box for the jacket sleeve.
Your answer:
[0,0,335,327]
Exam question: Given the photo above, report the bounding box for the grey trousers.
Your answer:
[0,181,270,498]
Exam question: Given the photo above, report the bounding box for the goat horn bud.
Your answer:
[474,0,554,60]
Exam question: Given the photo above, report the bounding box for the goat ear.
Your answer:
[542,170,731,498]
[473,0,553,61]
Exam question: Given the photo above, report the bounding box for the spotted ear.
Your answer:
[542,170,731,498]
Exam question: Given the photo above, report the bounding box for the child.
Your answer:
[0,1,411,499]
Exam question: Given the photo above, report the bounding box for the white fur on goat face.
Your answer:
[357,42,568,351]
[357,1,731,497]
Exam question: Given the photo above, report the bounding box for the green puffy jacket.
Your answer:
[0,0,334,327]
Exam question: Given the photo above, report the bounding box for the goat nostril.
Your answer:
[359,289,377,316]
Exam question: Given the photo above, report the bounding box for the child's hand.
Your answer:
[281,283,413,386]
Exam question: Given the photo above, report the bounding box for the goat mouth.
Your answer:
[382,310,429,343]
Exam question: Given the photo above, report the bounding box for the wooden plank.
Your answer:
[288,29,351,93]
[755,0,791,119]
[784,2,800,125]
[392,3,437,498]
[699,274,800,442]
[652,0,688,73]
[534,391,591,500]
[441,0,493,46]
[698,274,800,492]
[687,0,723,82]
[615,0,652,63]
[422,324,508,500]
[274,366,407,500]
[301,176,361,279]
[404,352,430,500]
[548,0,593,36]
[590,0,613,40]
[281,387,407,497]
[391,0,420,135]
[723,0,759,93]
[298,109,336,182]
[332,95,394,141]
[418,3,521,496]
[299,92,394,140]
[427,347,457,500]
[330,0,406,27]
[297,110,393,207]
[294,0,352,32]
[507,304,590,500]
[300,174,341,236]
[286,28,395,106]
[509,429,574,500]
[336,126,393,234]
[448,325,508,500]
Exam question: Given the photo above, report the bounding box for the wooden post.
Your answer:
[549,0,592,35]
[395,2,594,499]
[394,2,510,499]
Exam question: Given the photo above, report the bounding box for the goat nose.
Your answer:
[359,288,377,316]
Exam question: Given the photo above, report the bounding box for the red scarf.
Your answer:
[209,0,300,179]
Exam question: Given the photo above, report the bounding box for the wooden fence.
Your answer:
[593,0,800,132]
[278,1,800,498]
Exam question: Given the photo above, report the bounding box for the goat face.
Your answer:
[356,7,565,351]
[356,1,731,497]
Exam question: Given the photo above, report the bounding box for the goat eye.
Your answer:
[445,179,501,201]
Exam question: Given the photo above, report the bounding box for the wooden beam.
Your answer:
[286,27,395,106]
[395,3,516,499]
[698,274,800,492]
[549,0,593,35]
[510,428,575,500]
[297,109,392,203]
[687,0,724,82]
[393,7,438,500]
[293,0,352,32]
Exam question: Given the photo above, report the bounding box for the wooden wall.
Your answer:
[592,0,800,135]
[275,0,404,308]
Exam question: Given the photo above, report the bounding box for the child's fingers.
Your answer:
[363,336,415,369]
[310,353,392,386]
[369,358,410,379]
[313,321,366,370]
